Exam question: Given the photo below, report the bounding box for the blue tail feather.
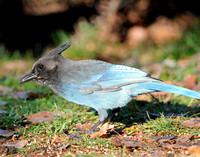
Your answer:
[138,82,200,99]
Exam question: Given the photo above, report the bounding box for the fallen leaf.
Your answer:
[2,140,27,149]
[181,118,200,128]
[157,134,176,149]
[176,134,193,143]
[157,133,199,151]
[111,137,145,148]
[158,134,176,144]
[111,137,124,147]
[0,129,14,137]
[168,134,193,149]
[26,110,65,124]
[75,122,94,133]
[124,140,144,148]
[163,143,188,149]
[158,134,195,150]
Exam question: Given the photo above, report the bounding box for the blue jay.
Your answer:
[20,42,200,134]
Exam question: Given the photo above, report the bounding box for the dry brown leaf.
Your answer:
[162,143,188,149]
[2,140,28,149]
[159,134,194,150]
[158,134,176,144]
[0,129,14,137]
[124,140,144,148]
[158,134,192,149]
[27,111,53,123]
[176,134,193,144]
[75,122,94,133]
[111,137,145,148]
[181,118,200,128]
[157,134,176,149]
[26,110,65,124]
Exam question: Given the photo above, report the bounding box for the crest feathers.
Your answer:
[49,42,72,56]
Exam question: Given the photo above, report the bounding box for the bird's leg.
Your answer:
[86,120,102,135]
[86,108,108,135]
[86,118,109,135]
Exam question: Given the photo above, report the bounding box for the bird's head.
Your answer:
[20,42,71,86]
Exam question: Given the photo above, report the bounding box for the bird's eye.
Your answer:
[38,64,44,70]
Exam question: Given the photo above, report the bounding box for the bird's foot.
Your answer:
[86,120,102,135]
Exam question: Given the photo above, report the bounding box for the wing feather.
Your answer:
[79,65,160,94]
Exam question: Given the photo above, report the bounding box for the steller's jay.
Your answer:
[20,42,200,134]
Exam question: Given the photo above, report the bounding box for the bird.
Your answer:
[20,42,200,134]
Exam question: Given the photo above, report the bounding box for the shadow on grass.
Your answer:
[106,95,200,128]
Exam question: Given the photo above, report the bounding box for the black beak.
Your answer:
[20,72,37,84]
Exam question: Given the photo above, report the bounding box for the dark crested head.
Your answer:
[20,42,71,86]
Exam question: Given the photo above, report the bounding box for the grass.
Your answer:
[162,22,200,60]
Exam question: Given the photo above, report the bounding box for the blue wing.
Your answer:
[99,65,148,81]
[79,64,159,93]
[78,64,200,99]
